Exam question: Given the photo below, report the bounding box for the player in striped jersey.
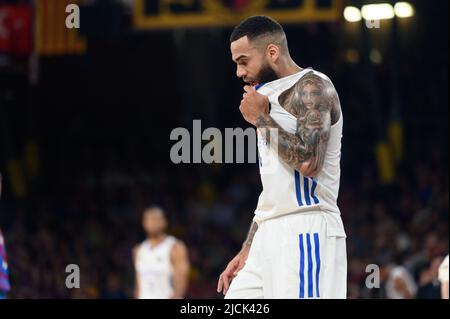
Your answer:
[0,173,11,299]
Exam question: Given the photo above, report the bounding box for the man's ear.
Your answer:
[266,44,280,62]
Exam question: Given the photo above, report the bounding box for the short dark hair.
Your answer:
[230,15,285,43]
[143,205,165,216]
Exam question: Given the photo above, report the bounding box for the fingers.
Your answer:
[242,84,259,100]
[222,275,230,295]
[217,268,231,294]
[217,274,223,293]
[218,259,240,294]
[217,272,233,295]
[243,85,255,93]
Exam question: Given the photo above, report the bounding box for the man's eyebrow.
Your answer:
[233,55,248,63]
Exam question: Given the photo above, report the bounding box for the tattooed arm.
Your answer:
[217,221,258,295]
[242,221,258,249]
[254,73,340,176]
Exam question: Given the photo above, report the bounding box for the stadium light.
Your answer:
[394,2,415,18]
[370,49,383,64]
[344,2,414,22]
[343,6,362,22]
[361,4,395,20]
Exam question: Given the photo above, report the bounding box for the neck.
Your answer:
[277,57,302,78]
[148,233,166,246]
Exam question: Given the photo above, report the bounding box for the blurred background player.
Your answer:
[0,173,11,299]
[438,255,449,299]
[133,206,189,299]
[0,229,9,300]
[384,263,417,299]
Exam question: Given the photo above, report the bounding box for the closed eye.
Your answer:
[234,55,249,65]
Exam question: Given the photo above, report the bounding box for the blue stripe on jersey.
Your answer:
[314,233,321,298]
[299,234,305,298]
[311,178,319,204]
[255,83,267,90]
[295,171,303,206]
[0,277,10,292]
[296,173,321,207]
[303,177,311,206]
[306,233,313,298]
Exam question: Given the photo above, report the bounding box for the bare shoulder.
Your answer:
[170,239,189,265]
[132,244,141,261]
[171,239,188,255]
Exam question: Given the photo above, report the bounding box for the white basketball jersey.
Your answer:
[134,236,176,299]
[254,68,346,237]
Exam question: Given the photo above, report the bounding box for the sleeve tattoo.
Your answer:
[255,72,340,176]
[243,222,258,249]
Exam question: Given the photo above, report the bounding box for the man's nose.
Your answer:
[236,66,247,78]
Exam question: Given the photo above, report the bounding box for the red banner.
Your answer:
[0,5,32,55]
[232,0,251,11]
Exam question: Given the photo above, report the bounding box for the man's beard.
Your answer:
[256,62,278,84]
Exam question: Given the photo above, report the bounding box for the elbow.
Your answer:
[299,160,321,177]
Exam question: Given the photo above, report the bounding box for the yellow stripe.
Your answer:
[388,121,403,163]
[7,160,27,198]
[46,0,56,55]
[55,0,65,55]
[25,141,40,178]
[375,142,395,184]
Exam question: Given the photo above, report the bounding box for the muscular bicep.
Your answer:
[171,241,190,273]
[294,106,331,176]
[256,72,340,176]
[132,246,139,298]
[170,241,190,298]
[291,73,338,176]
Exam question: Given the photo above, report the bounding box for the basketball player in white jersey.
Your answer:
[217,16,347,299]
[439,255,449,299]
[133,206,190,299]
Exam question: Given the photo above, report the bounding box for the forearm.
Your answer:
[170,242,190,298]
[134,278,139,299]
[442,282,449,299]
[256,114,313,171]
[242,221,258,250]
[172,267,189,298]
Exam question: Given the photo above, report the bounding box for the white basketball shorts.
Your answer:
[225,211,347,299]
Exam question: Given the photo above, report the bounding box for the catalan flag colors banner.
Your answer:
[0,5,32,55]
[35,0,86,56]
